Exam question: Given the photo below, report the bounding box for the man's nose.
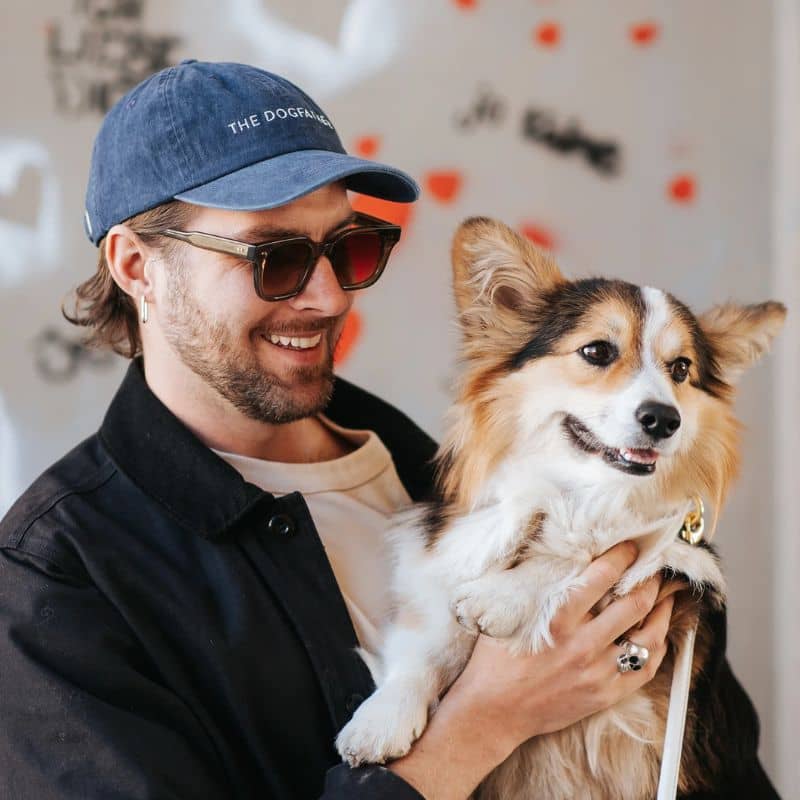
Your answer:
[289,255,351,316]
[635,401,681,440]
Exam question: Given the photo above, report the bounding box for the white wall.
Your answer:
[772,0,800,793]
[1,1,793,793]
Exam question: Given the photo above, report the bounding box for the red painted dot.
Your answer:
[425,170,463,204]
[534,22,561,48]
[630,22,660,46]
[453,0,478,9]
[668,174,697,204]
[353,135,381,158]
[334,310,363,366]
[521,223,557,252]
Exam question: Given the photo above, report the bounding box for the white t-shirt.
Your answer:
[213,415,412,655]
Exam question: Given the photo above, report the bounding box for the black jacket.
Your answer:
[0,361,779,799]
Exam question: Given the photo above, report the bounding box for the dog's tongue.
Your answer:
[620,447,659,465]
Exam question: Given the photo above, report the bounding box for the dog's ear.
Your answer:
[451,217,564,318]
[698,301,787,384]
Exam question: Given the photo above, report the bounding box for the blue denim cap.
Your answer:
[84,59,419,245]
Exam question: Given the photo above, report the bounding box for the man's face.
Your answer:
[156,183,355,425]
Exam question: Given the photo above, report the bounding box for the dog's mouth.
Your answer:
[563,415,659,476]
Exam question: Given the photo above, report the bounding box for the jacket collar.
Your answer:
[99,360,437,539]
[99,359,268,538]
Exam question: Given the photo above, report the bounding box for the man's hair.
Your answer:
[63,201,195,358]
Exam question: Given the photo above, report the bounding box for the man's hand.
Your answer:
[389,541,679,800]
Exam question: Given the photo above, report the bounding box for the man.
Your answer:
[0,61,778,799]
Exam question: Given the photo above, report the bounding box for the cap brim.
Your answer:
[173,149,419,210]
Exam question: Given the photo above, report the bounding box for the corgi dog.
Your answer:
[335,217,787,799]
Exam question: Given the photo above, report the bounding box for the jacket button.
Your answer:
[267,513,295,537]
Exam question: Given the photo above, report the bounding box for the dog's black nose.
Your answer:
[636,402,681,439]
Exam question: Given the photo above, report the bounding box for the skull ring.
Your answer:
[616,638,650,673]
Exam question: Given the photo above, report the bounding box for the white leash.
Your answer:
[656,623,697,800]
[656,495,706,799]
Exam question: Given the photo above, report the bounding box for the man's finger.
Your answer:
[655,578,689,605]
[618,592,675,649]
[584,576,661,648]
[553,541,639,633]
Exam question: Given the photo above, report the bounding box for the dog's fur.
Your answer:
[336,217,786,798]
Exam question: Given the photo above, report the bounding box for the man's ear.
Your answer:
[698,300,787,384]
[104,224,156,303]
[451,217,564,319]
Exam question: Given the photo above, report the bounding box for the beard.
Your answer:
[161,266,340,425]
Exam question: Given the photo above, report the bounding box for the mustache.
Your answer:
[256,317,340,336]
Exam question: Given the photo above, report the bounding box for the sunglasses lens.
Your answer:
[260,241,314,297]
[330,231,384,287]
[257,227,396,299]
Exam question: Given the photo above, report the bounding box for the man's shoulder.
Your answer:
[327,377,438,502]
[0,433,116,562]
[327,377,435,441]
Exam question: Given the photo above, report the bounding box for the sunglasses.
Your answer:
[157,212,401,301]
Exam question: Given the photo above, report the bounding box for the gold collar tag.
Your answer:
[679,495,705,545]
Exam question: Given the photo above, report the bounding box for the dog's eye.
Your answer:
[670,357,691,383]
[579,341,618,366]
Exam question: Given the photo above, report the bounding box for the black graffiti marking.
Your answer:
[521,109,620,176]
[33,328,116,383]
[47,25,180,72]
[452,83,622,178]
[45,0,181,115]
[76,0,145,22]
[453,85,508,131]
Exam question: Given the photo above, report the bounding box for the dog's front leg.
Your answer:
[336,609,473,767]
[452,556,585,654]
[660,539,727,605]
[614,538,726,606]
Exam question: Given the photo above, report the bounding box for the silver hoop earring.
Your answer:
[140,296,149,324]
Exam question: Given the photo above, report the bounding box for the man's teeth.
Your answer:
[267,332,322,350]
[619,448,658,465]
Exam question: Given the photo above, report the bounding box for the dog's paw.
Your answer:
[659,541,727,606]
[335,688,428,767]
[451,574,528,638]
